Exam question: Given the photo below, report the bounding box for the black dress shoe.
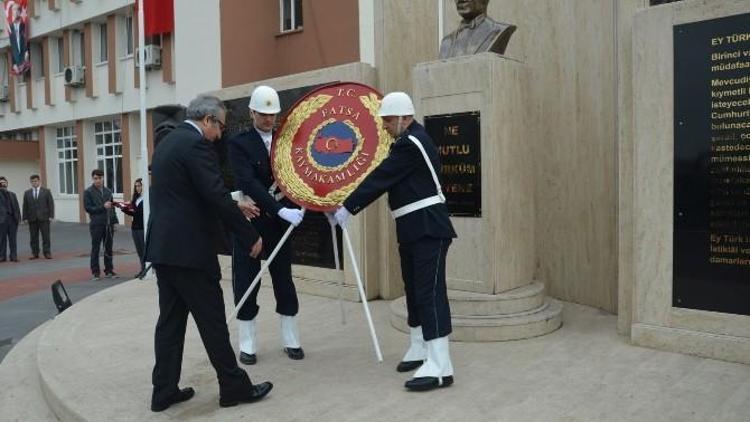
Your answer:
[239,351,257,365]
[10,258,18,262]
[151,387,195,412]
[29,255,39,260]
[404,376,454,392]
[284,347,304,360]
[219,381,273,407]
[396,360,424,372]
[44,254,52,259]
[0,258,6,262]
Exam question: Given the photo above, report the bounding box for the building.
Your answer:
[1,0,748,365]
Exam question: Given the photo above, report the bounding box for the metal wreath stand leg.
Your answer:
[227,210,383,362]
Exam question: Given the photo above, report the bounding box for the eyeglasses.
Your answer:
[209,115,226,131]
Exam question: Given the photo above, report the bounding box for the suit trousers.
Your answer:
[0,220,18,260]
[399,237,453,341]
[152,264,254,404]
[231,220,299,321]
[28,220,51,256]
[131,229,145,271]
[89,224,114,274]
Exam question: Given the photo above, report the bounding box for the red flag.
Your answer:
[313,136,355,154]
[136,0,174,36]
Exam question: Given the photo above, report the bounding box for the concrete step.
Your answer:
[390,296,563,342]
[447,282,546,316]
[0,322,60,422]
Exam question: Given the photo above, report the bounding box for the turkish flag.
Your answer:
[314,136,354,154]
[136,0,174,36]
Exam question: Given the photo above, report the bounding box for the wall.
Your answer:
[220,0,360,89]
[631,0,750,364]
[0,159,38,198]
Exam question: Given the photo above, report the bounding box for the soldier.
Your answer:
[331,92,457,391]
[227,85,305,365]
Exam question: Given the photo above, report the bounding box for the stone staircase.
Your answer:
[390,282,563,341]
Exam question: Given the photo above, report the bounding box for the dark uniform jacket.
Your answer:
[343,121,457,244]
[227,127,297,232]
[23,187,54,222]
[145,122,260,273]
[0,189,21,225]
[84,185,118,226]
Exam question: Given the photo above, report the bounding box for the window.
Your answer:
[125,15,134,56]
[95,118,123,195]
[56,37,64,73]
[99,23,108,63]
[79,31,85,66]
[1,54,9,88]
[31,43,45,79]
[280,0,303,32]
[56,126,78,195]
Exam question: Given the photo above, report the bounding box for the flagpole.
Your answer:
[137,0,150,274]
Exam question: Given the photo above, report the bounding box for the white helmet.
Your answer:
[378,92,415,117]
[248,85,281,114]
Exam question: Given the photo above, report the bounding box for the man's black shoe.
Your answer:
[219,382,273,407]
[0,258,6,262]
[404,376,454,392]
[10,257,18,262]
[239,352,257,365]
[284,347,304,360]
[29,255,39,260]
[151,387,195,412]
[44,254,52,259]
[396,360,424,372]
[104,271,119,279]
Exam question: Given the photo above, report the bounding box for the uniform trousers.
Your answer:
[231,218,299,321]
[0,219,17,260]
[399,237,452,341]
[152,264,253,403]
[28,219,51,256]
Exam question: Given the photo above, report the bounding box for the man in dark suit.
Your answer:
[83,169,119,280]
[0,176,21,262]
[145,94,272,411]
[331,92,457,392]
[23,174,55,259]
[227,85,305,365]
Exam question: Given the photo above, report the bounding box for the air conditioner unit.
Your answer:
[0,85,8,102]
[64,66,85,87]
[136,45,162,70]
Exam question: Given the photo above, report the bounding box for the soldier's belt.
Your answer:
[390,194,445,219]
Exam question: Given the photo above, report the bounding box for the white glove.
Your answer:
[324,211,337,227]
[278,207,304,227]
[334,207,351,228]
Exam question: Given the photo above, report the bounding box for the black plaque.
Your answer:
[424,112,481,217]
[673,13,750,316]
[221,83,344,269]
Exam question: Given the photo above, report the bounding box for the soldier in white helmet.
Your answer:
[227,85,306,365]
[329,92,457,391]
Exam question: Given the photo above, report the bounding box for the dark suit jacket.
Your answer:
[121,194,144,230]
[84,185,118,226]
[343,121,457,244]
[0,189,21,225]
[145,122,260,273]
[227,127,297,232]
[23,187,54,222]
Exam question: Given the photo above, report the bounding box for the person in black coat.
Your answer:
[0,176,21,262]
[120,178,145,275]
[227,85,305,365]
[83,169,119,279]
[22,174,55,259]
[331,92,457,392]
[144,95,272,412]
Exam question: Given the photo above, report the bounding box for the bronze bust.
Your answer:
[439,0,516,59]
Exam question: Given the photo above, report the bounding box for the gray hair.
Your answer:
[185,95,226,121]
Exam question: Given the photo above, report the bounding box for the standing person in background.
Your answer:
[22,174,55,259]
[0,176,21,263]
[121,178,145,277]
[84,169,119,280]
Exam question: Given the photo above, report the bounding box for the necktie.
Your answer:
[34,189,38,200]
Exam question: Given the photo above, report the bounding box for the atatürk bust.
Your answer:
[439,0,516,59]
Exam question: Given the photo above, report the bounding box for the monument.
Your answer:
[390,0,562,342]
